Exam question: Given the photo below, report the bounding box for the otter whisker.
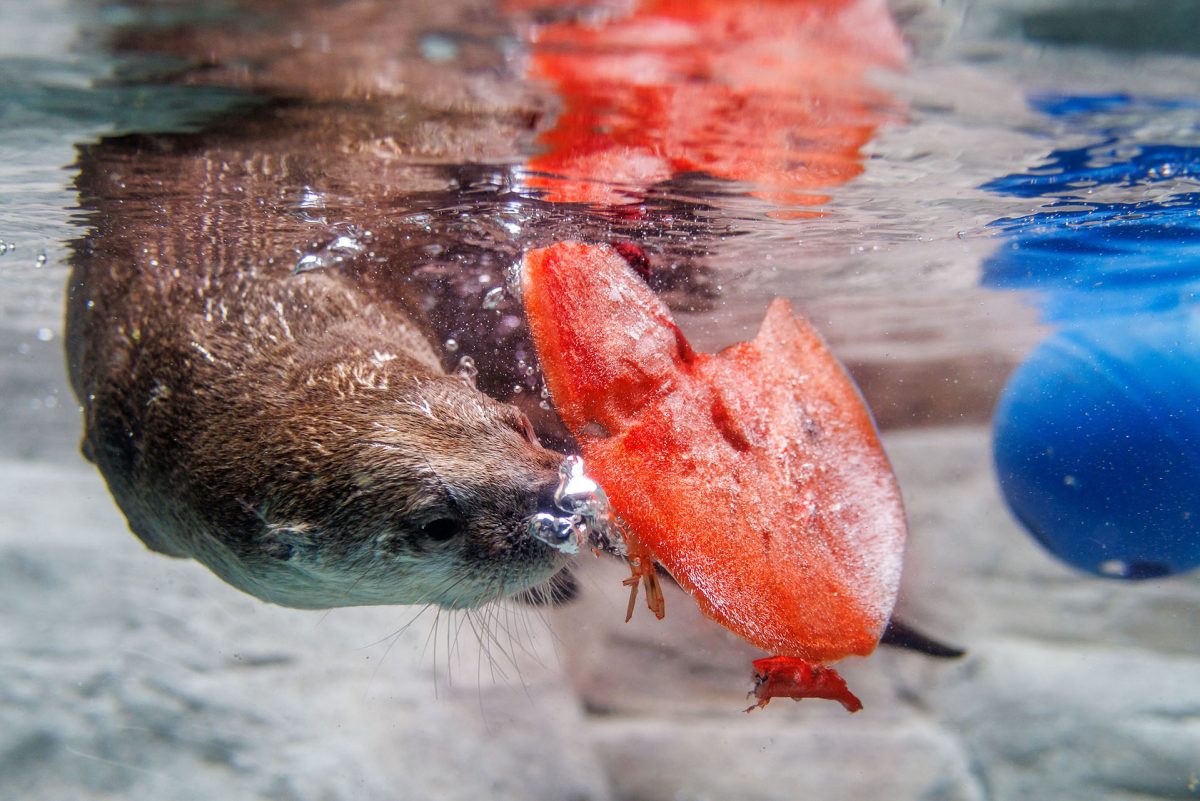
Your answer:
[427,606,444,698]
[423,573,480,690]
[509,595,550,670]
[363,597,449,693]
[449,602,475,669]
[418,577,476,691]
[467,608,499,686]
[363,602,436,651]
[363,569,474,652]
[485,602,525,692]
[492,576,544,671]
[463,592,493,687]
[496,599,526,678]
[479,591,532,688]
[463,607,507,684]
[486,598,536,702]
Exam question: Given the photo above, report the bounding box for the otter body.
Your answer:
[69,241,565,609]
[66,0,573,609]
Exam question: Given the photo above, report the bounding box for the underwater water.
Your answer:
[1,0,1198,799]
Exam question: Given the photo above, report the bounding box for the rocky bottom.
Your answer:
[2,427,1197,801]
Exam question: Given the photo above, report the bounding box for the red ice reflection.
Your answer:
[510,0,906,213]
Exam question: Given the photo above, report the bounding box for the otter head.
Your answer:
[207,366,571,611]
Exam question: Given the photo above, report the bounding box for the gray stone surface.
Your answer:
[0,461,611,801]
[4,427,1197,800]
[590,716,982,801]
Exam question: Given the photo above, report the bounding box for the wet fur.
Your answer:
[66,0,573,609]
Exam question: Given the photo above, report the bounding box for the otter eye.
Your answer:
[420,517,461,543]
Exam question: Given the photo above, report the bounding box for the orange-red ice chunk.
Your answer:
[748,655,863,712]
[522,242,905,664]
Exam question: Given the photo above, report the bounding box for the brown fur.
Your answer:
[66,0,573,609]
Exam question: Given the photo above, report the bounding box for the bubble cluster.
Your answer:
[293,230,366,274]
[482,286,506,310]
[527,455,627,556]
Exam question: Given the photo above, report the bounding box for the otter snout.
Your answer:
[530,478,567,528]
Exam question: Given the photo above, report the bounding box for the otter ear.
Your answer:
[513,568,578,606]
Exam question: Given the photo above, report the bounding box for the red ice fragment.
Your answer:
[522,241,907,711]
[747,655,863,713]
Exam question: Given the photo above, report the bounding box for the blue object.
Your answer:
[983,93,1200,578]
[993,314,1200,578]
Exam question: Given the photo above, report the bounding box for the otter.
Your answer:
[66,145,571,609]
[65,0,581,610]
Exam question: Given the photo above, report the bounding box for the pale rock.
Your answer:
[0,461,612,801]
[4,425,1200,801]
[589,715,982,801]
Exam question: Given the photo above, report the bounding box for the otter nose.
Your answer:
[526,477,585,554]
[536,478,561,517]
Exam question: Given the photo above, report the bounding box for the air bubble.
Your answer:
[531,455,628,556]
[527,513,582,555]
[454,355,478,386]
[505,261,524,298]
[482,286,506,310]
[294,230,365,274]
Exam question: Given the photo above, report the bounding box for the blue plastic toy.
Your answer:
[993,314,1200,578]
[984,93,1200,579]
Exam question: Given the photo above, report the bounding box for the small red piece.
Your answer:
[747,655,863,713]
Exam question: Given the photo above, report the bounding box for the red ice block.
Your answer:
[522,242,906,667]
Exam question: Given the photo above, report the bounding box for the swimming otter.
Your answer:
[66,145,576,609]
[66,147,571,609]
[65,1,579,610]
